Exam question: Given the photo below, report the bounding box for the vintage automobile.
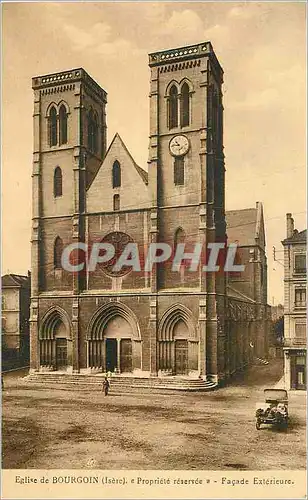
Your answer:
[255,389,288,430]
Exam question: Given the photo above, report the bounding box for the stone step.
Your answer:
[22,374,217,393]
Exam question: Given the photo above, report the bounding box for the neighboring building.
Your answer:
[1,273,31,367]
[226,203,270,373]
[282,213,306,390]
[29,42,269,386]
[268,305,284,359]
[271,304,284,323]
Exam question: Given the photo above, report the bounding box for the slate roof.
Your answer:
[1,274,30,288]
[227,285,256,303]
[226,207,258,247]
[282,229,307,245]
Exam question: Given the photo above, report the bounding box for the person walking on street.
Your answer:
[103,376,110,396]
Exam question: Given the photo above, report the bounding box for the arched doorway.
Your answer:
[157,305,198,376]
[87,303,141,374]
[54,321,68,370]
[174,320,189,375]
[104,316,133,373]
[39,308,71,371]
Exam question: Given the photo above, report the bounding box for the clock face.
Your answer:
[169,135,189,157]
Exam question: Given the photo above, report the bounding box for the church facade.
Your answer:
[30,42,269,386]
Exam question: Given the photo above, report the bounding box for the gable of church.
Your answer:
[87,133,150,213]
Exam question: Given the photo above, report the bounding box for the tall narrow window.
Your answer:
[88,110,94,151]
[174,228,186,274]
[112,161,121,188]
[54,237,63,269]
[169,85,178,129]
[54,167,62,197]
[93,113,98,154]
[174,157,184,185]
[180,82,190,127]
[174,227,185,246]
[295,288,306,307]
[113,194,120,211]
[87,109,99,154]
[59,105,68,145]
[49,106,57,147]
[295,254,306,273]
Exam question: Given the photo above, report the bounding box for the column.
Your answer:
[72,299,79,373]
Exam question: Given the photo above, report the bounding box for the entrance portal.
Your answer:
[175,340,188,375]
[120,339,132,373]
[106,338,117,372]
[56,338,67,370]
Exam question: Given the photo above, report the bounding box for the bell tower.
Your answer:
[148,42,227,382]
[31,68,107,294]
[30,69,107,372]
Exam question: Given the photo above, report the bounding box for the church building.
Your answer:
[30,42,269,388]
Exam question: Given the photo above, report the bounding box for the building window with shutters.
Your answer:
[112,161,121,188]
[113,194,120,211]
[294,321,306,339]
[174,157,184,185]
[294,254,306,273]
[54,237,63,269]
[53,167,62,197]
[295,288,306,308]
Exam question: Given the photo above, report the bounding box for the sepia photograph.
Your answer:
[1,1,306,499]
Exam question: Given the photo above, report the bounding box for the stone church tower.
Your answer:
[147,42,226,380]
[30,42,266,387]
[31,70,107,372]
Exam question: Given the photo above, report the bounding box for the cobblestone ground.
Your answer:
[2,360,306,470]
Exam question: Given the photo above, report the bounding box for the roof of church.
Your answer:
[227,285,256,303]
[226,203,263,247]
[1,274,30,288]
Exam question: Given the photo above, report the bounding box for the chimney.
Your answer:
[286,213,294,238]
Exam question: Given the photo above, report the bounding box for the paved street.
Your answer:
[2,360,306,470]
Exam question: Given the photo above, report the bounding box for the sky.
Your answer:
[2,1,306,304]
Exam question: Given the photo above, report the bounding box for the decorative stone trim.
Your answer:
[40,84,75,96]
[32,68,107,102]
[159,59,201,73]
[149,42,209,66]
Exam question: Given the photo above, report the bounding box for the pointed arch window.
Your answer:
[54,237,63,269]
[174,227,185,246]
[112,161,121,188]
[87,110,94,151]
[93,113,98,154]
[48,106,58,147]
[59,105,68,145]
[180,82,190,127]
[53,167,62,197]
[88,109,99,154]
[113,194,120,211]
[174,157,184,185]
[174,228,186,274]
[169,85,178,129]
